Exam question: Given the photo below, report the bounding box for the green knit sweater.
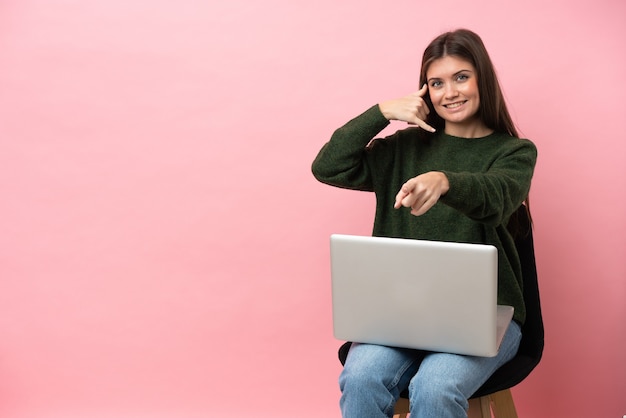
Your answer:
[312,105,537,324]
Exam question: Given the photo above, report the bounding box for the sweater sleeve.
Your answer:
[311,105,391,191]
[439,138,537,226]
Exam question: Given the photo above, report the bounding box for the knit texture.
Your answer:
[312,105,537,324]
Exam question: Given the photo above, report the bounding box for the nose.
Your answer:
[444,83,459,99]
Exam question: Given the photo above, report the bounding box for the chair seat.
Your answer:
[472,353,537,398]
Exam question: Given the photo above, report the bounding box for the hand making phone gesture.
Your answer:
[378,84,436,133]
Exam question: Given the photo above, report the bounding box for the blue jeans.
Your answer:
[338,321,522,418]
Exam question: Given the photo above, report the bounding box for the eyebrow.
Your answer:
[427,69,473,83]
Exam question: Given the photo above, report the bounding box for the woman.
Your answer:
[311,29,537,418]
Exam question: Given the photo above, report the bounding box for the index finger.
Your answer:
[394,183,411,209]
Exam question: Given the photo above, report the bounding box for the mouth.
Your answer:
[443,100,468,109]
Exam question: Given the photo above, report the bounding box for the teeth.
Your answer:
[446,102,464,108]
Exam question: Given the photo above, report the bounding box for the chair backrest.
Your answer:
[471,205,544,397]
[514,206,544,361]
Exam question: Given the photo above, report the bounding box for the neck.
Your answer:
[444,120,493,138]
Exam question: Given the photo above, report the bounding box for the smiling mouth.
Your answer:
[444,101,467,109]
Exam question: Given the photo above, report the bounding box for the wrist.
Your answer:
[437,172,450,195]
[378,102,395,121]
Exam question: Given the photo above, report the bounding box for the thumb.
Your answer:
[417,83,429,97]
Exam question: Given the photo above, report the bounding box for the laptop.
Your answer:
[330,234,514,357]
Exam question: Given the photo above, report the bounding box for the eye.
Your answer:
[430,80,443,88]
[455,73,469,82]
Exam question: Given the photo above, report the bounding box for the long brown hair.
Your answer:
[419,29,531,233]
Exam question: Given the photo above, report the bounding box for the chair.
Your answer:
[338,205,544,417]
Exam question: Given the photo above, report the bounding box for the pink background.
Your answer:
[1,1,624,417]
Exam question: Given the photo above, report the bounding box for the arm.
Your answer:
[394,139,537,225]
[311,105,389,191]
[312,86,435,191]
[440,140,537,225]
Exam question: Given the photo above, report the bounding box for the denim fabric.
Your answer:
[339,321,522,418]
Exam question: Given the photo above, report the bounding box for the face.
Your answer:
[426,55,485,136]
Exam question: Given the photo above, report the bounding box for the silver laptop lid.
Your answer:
[330,234,512,357]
